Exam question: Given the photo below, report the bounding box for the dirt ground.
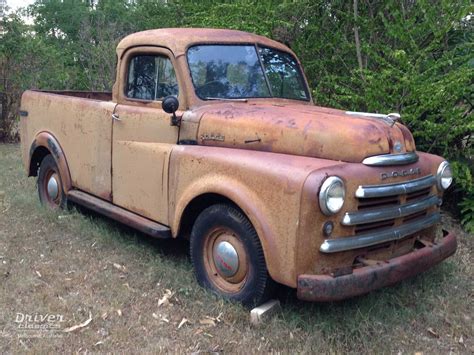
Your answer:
[0,143,472,353]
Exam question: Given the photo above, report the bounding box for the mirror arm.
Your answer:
[171,112,181,127]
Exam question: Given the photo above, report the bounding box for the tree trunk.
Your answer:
[353,0,364,79]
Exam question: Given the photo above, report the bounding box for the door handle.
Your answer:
[112,113,121,121]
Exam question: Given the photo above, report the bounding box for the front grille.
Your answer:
[354,220,395,234]
[320,175,440,253]
[357,195,399,210]
[348,176,437,233]
[406,187,431,202]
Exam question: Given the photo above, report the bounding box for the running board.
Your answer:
[67,190,171,239]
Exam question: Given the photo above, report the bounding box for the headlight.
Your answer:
[437,161,453,191]
[319,176,345,215]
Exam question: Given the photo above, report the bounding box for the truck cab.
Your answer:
[20,28,456,306]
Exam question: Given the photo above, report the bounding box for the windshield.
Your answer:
[187,44,310,101]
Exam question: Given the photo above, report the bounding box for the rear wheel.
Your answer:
[190,204,274,307]
[37,155,67,209]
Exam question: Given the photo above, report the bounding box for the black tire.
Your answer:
[190,204,275,307]
[38,155,67,209]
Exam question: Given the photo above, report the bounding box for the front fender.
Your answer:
[172,174,280,278]
[168,145,342,287]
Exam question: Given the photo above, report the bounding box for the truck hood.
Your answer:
[191,102,416,163]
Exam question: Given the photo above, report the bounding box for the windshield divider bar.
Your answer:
[255,44,273,97]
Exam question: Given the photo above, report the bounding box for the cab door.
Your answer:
[112,46,184,225]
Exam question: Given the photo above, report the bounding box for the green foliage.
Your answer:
[460,194,474,233]
[0,0,472,223]
[452,161,474,231]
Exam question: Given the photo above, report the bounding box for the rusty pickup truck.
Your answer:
[20,28,456,306]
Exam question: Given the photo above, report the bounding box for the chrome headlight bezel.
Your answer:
[436,161,453,191]
[319,176,346,216]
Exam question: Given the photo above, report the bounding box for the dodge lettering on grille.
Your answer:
[381,167,421,180]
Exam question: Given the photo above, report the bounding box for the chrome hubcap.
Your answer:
[47,175,59,200]
[213,241,239,277]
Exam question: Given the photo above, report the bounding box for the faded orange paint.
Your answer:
[21,90,115,201]
[19,28,454,299]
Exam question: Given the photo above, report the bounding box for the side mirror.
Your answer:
[162,96,180,126]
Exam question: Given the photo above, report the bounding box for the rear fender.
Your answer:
[28,131,72,193]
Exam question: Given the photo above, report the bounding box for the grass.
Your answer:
[0,143,472,353]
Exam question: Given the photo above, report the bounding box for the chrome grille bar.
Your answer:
[342,195,440,226]
[362,152,419,166]
[355,175,436,198]
[320,213,441,253]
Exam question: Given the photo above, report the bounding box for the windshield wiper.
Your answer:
[205,97,248,102]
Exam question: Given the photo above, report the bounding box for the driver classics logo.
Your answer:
[9,312,66,338]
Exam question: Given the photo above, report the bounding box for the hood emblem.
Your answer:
[345,111,401,127]
[201,133,225,142]
[393,141,403,153]
[386,113,401,126]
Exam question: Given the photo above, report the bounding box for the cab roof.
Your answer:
[116,28,294,58]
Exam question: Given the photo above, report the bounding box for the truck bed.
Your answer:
[20,89,116,200]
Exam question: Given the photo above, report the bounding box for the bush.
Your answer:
[1,0,472,226]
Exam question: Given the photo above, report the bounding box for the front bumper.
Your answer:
[297,231,457,302]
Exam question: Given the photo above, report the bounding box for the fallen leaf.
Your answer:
[101,312,108,320]
[158,289,174,307]
[63,313,92,333]
[427,328,439,338]
[158,298,169,307]
[199,319,216,327]
[177,318,188,329]
[113,263,126,272]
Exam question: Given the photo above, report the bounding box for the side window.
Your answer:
[126,55,178,100]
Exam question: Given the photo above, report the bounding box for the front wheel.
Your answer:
[190,204,274,307]
[37,155,67,209]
